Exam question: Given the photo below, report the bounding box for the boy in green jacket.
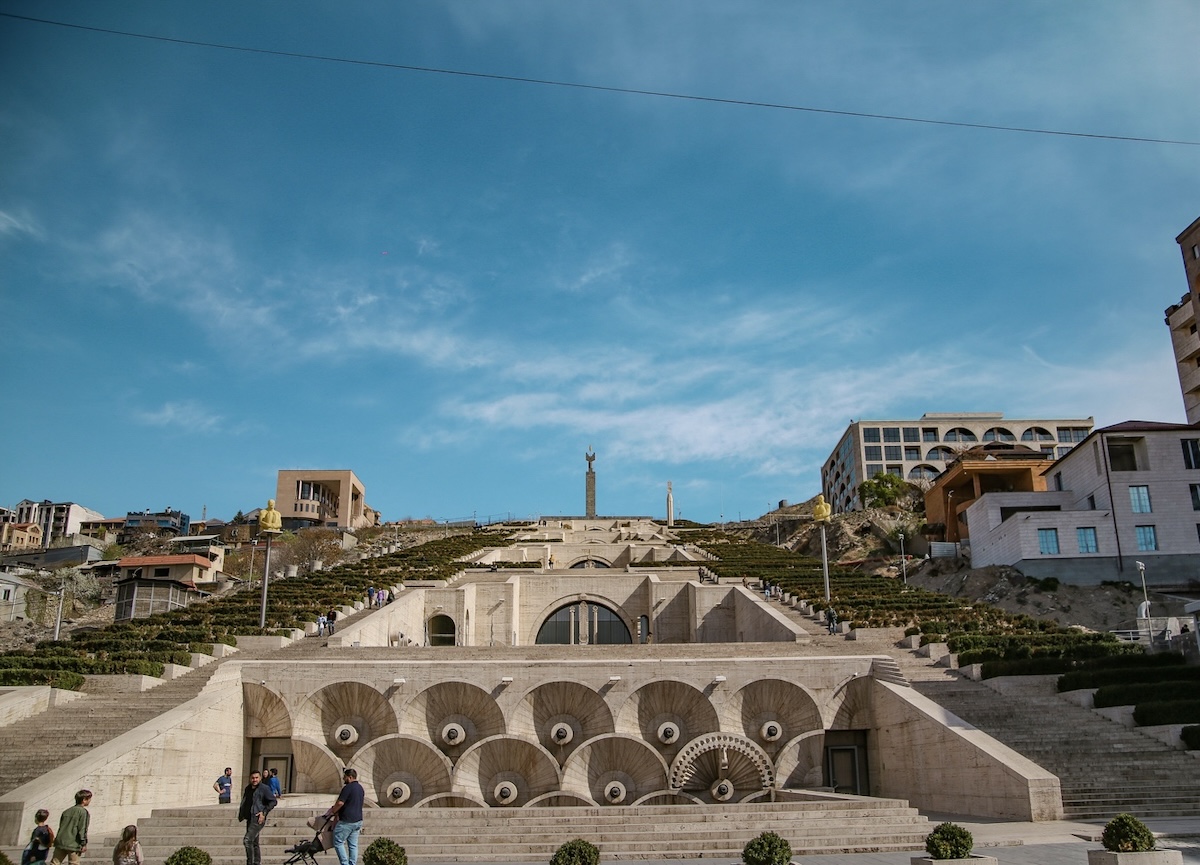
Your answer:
[51,790,91,865]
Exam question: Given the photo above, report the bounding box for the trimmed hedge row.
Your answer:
[1183,726,1200,750]
[0,668,86,689]
[1133,700,1200,726]
[1057,653,1190,692]
[1094,681,1198,709]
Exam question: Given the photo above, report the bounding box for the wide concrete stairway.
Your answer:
[134,798,932,862]
[913,676,1200,820]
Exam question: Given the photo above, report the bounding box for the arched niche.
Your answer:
[632,791,704,806]
[773,730,826,790]
[731,679,822,762]
[415,792,487,808]
[428,614,456,647]
[451,735,561,807]
[243,682,292,738]
[615,679,719,763]
[293,681,398,763]
[401,680,505,760]
[560,733,669,806]
[291,736,343,794]
[827,674,875,730]
[350,734,453,808]
[667,732,774,804]
[509,680,614,765]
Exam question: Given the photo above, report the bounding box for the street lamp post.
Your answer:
[898,532,907,585]
[814,495,832,604]
[257,500,283,630]
[1136,560,1150,641]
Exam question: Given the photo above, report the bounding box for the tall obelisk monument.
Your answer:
[666,481,674,527]
[585,448,597,518]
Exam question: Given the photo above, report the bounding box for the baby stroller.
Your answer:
[283,814,336,865]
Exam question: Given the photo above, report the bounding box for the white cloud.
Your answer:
[0,209,42,239]
[135,400,223,433]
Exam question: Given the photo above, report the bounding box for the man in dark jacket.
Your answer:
[238,770,276,865]
[324,768,365,865]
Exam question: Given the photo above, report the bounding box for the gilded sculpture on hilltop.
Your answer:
[812,494,831,523]
[259,498,283,533]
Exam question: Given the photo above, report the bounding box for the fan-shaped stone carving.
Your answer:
[616,680,719,762]
[293,681,398,763]
[350,734,453,808]
[452,735,561,807]
[668,733,773,803]
[527,792,595,807]
[733,678,821,761]
[560,734,669,806]
[510,681,614,765]
[828,675,874,730]
[402,681,505,760]
[632,791,704,806]
[292,736,343,794]
[243,682,292,738]
[773,730,826,789]
[415,792,487,808]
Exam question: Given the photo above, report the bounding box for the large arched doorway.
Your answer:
[428,614,456,647]
[536,601,631,645]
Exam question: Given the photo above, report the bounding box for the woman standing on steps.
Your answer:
[110,826,142,865]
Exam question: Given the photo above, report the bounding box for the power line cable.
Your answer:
[3,11,1199,147]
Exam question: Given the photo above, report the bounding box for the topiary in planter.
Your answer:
[164,847,212,865]
[0,850,14,865]
[925,822,974,860]
[1101,813,1156,853]
[742,831,792,865]
[550,839,599,865]
[363,838,408,865]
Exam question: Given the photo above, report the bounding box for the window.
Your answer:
[1076,527,1098,554]
[1053,472,1063,491]
[983,427,1015,442]
[1108,440,1139,472]
[1057,446,1072,458]
[867,464,883,478]
[885,446,902,461]
[863,428,881,443]
[908,465,939,480]
[944,428,977,442]
[1192,484,1200,511]
[886,465,903,477]
[903,427,920,442]
[153,567,170,578]
[865,446,882,461]
[904,446,921,461]
[1022,427,1054,442]
[883,427,901,442]
[922,428,939,442]
[1183,439,1200,470]
[1135,525,1158,552]
[1087,494,1096,510]
[1193,243,1200,259]
[1037,528,1060,555]
[1129,485,1152,514]
[1058,427,1088,443]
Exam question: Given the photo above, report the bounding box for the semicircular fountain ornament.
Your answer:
[668,733,774,804]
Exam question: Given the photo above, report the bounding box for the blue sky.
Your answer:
[2,2,1198,525]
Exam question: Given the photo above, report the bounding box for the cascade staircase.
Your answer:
[132,798,932,862]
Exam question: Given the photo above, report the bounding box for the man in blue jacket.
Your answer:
[237,770,276,865]
[324,767,365,865]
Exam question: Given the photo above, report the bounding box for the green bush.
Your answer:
[164,847,212,865]
[1093,682,1195,709]
[0,668,85,690]
[1101,813,1156,853]
[363,838,408,865]
[1132,700,1200,727]
[925,822,973,859]
[0,849,13,865]
[549,839,599,865]
[1182,725,1200,750]
[742,831,791,865]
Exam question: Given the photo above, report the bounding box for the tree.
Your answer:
[858,473,909,508]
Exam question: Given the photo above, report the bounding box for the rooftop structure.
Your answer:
[821,413,1094,513]
[275,469,379,531]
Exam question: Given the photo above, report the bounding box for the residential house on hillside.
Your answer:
[966,420,1200,587]
[113,553,220,620]
[0,523,43,552]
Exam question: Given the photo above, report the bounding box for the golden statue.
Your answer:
[812,494,832,523]
[259,499,283,533]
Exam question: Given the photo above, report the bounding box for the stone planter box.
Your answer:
[911,856,998,865]
[1087,850,1184,864]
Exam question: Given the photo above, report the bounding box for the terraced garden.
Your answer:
[0,529,512,688]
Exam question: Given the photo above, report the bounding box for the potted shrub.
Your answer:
[363,838,408,865]
[164,848,212,865]
[742,831,792,865]
[910,823,997,865]
[550,839,599,865]
[1087,813,1182,864]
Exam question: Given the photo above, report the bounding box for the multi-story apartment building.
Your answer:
[0,523,43,552]
[1164,214,1200,423]
[119,508,191,544]
[821,413,1094,513]
[13,500,105,547]
[275,469,380,531]
[966,420,1200,586]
